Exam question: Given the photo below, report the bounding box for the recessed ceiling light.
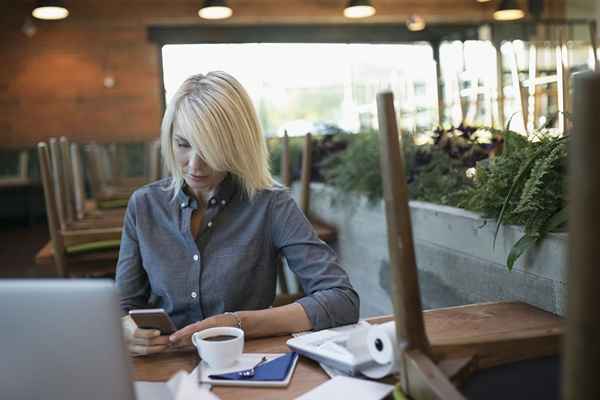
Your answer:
[198,0,233,20]
[32,0,69,20]
[406,15,426,32]
[344,0,376,19]
[494,0,525,21]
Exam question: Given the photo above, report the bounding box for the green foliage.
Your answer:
[267,136,304,179]
[408,148,471,206]
[459,130,568,270]
[323,125,568,271]
[323,131,383,205]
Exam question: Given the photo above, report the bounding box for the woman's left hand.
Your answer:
[168,314,235,348]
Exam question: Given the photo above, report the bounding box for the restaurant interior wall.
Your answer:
[1,0,566,148]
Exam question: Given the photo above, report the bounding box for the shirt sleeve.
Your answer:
[269,189,360,330]
[115,191,151,314]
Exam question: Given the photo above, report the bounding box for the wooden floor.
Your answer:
[0,220,54,278]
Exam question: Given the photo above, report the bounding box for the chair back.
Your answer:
[148,139,162,182]
[17,150,29,181]
[59,137,76,223]
[48,138,69,228]
[300,132,312,216]
[376,91,431,357]
[38,142,67,277]
[84,143,106,200]
[70,143,87,220]
[280,131,291,188]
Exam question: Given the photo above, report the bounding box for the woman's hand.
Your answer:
[169,314,235,348]
[121,315,171,356]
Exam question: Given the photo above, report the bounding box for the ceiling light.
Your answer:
[344,0,376,19]
[198,0,233,20]
[406,15,426,31]
[32,0,69,20]
[493,0,525,21]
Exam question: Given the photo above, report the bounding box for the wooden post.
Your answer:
[300,133,312,216]
[590,21,599,72]
[527,44,537,132]
[494,42,505,129]
[281,131,291,188]
[508,42,527,134]
[564,72,600,400]
[432,41,445,127]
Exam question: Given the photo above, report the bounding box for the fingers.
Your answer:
[129,344,169,356]
[129,334,171,347]
[133,328,161,339]
[169,321,204,346]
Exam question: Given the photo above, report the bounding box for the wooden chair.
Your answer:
[56,136,125,228]
[147,139,163,182]
[376,91,562,399]
[274,132,338,302]
[36,142,121,277]
[299,133,337,243]
[84,142,134,209]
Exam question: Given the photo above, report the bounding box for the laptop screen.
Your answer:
[0,279,136,400]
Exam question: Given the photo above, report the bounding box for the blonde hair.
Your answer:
[160,71,274,199]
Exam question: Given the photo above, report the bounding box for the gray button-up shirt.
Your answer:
[115,175,359,330]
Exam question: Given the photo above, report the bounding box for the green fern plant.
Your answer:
[459,130,568,270]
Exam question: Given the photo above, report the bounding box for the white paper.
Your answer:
[134,381,172,400]
[134,369,219,400]
[295,376,394,400]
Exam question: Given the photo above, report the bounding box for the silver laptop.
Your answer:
[0,279,136,400]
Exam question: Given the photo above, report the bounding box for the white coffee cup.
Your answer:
[192,327,244,369]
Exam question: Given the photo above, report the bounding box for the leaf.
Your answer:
[493,150,539,248]
[507,234,537,271]
[492,136,568,248]
[543,207,568,234]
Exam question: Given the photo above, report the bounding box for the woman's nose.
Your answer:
[188,152,205,172]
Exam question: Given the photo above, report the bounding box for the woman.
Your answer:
[116,71,359,355]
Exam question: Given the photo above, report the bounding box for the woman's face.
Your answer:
[173,134,226,198]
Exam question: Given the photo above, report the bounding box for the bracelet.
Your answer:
[224,311,243,331]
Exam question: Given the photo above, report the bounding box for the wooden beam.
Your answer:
[148,23,480,45]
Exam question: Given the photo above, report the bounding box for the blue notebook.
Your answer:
[197,352,300,387]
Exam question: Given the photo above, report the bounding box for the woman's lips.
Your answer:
[187,174,209,182]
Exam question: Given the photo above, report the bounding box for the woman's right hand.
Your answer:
[121,315,171,356]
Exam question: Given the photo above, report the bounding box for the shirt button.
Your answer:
[191,291,197,299]
[193,254,199,261]
[221,200,226,205]
[210,198,216,205]
[180,202,186,208]
[207,221,213,228]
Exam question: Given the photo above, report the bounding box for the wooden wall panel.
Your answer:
[1,0,564,147]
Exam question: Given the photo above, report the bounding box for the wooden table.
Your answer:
[133,302,563,399]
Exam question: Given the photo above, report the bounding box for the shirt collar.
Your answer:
[176,173,237,209]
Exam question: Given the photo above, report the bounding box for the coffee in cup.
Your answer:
[192,327,244,369]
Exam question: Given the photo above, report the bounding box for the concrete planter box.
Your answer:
[290,183,567,318]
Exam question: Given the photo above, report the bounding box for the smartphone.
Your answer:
[129,308,176,335]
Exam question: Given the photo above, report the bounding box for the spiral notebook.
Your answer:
[196,352,299,387]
